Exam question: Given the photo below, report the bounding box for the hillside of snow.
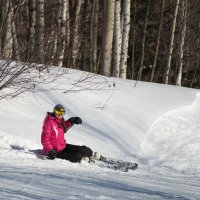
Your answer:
[0,68,200,199]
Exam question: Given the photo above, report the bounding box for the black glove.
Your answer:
[48,149,57,160]
[69,117,82,125]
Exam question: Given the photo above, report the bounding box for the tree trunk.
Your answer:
[113,0,122,77]
[83,0,92,72]
[35,0,45,64]
[91,0,99,73]
[138,0,150,80]
[54,0,67,67]
[150,0,165,82]
[11,19,20,61]
[131,0,137,80]
[64,0,70,67]
[0,1,5,59]
[3,0,13,59]
[176,0,187,86]
[28,0,36,62]
[100,0,115,76]
[164,0,180,84]
[119,0,131,79]
[70,0,82,68]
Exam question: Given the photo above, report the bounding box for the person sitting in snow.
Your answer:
[41,104,99,162]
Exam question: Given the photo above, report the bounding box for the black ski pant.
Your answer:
[57,144,93,163]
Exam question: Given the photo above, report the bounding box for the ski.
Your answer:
[90,155,138,172]
[9,145,48,160]
[89,159,129,172]
[99,156,138,170]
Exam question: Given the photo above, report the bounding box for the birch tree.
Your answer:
[11,20,19,61]
[119,0,131,79]
[54,0,67,67]
[0,0,200,88]
[34,0,44,64]
[176,0,187,86]
[113,0,122,77]
[138,0,150,80]
[27,0,36,61]
[64,0,70,65]
[83,0,92,72]
[100,0,115,76]
[3,0,13,59]
[91,0,99,73]
[150,0,165,82]
[164,0,180,84]
[0,2,3,59]
[131,0,137,79]
[70,0,83,68]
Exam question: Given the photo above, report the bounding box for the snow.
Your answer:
[0,68,200,199]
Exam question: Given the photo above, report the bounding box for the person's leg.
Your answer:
[57,144,93,163]
[63,144,93,157]
[57,151,83,162]
[79,145,93,157]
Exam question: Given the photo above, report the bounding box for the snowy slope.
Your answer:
[0,68,200,199]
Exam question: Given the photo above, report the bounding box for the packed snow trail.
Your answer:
[0,159,200,200]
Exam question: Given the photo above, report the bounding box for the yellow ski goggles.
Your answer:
[54,110,65,116]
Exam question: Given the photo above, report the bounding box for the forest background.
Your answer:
[1,0,200,91]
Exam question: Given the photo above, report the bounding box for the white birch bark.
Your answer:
[35,0,44,64]
[150,0,165,82]
[176,0,187,86]
[118,0,130,79]
[71,0,82,68]
[0,4,3,59]
[100,0,115,76]
[54,0,67,67]
[65,0,70,64]
[119,0,131,79]
[51,34,57,63]
[91,0,98,73]
[164,0,180,84]
[3,0,13,59]
[83,0,92,72]
[113,0,122,77]
[138,0,150,80]
[11,19,20,61]
[28,0,36,61]
[131,0,137,79]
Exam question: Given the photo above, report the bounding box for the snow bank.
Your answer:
[0,68,200,199]
[0,69,198,170]
[141,93,200,172]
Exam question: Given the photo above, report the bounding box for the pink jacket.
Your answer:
[41,113,72,155]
